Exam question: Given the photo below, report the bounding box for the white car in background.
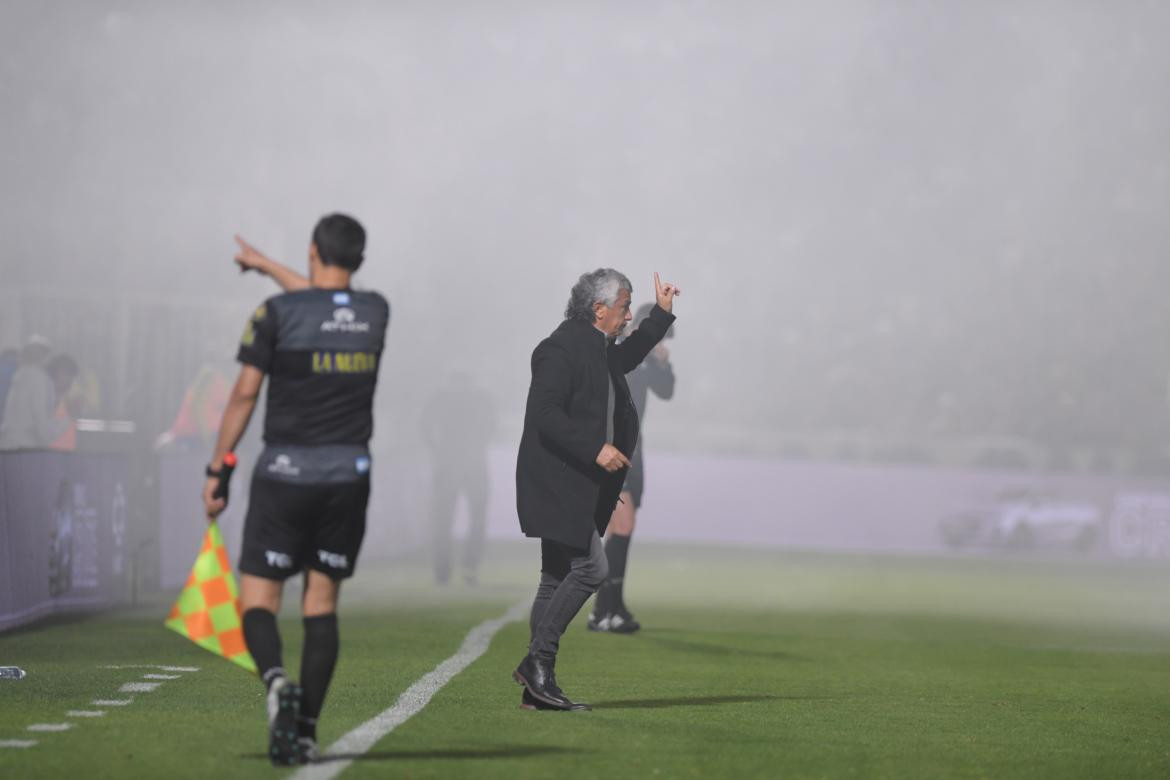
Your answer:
[941,486,1103,551]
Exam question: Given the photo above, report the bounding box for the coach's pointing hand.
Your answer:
[654,272,681,313]
[596,443,631,473]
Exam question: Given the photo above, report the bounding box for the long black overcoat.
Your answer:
[516,305,676,549]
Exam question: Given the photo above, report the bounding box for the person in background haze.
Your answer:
[0,347,19,428]
[0,336,69,450]
[589,303,676,633]
[422,370,497,586]
[45,353,80,451]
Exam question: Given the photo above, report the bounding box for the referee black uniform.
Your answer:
[236,287,389,581]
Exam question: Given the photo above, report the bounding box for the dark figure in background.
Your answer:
[589,303,675,633]
[0,347,19,427]
[513,269,680,711]
[204,216,389,765]
[422,371,497,586]
[45,353,81,451]
[155,361,233,452]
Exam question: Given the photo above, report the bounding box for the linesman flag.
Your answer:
[164,521,257,673]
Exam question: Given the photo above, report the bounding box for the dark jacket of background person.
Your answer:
[0,349,18,426]
[422,372,497,474]
[516,305,675,549]
[625,350,675,476]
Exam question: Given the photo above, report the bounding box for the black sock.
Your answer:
[242,608,285,689]
[603,533,632,614]
[592,585,610,618]
[299,614,339,739]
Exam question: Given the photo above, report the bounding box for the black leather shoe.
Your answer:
[521,687,592,711]
[513,655,572,710]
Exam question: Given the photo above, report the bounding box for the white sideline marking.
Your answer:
[66,710,106,718]
[119,682,161,693]
[292,601,527,780]
[93,699,132,706]
[0,740,38,748]
[27,723,72,732]
[142,674,181,680]
[100,665,199,672]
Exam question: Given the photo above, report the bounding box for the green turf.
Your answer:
[2,543,1170,778]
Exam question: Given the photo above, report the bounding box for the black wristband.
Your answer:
[205,463,225,478]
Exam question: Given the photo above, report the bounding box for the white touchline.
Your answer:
[291,601,527,780]
[93,699,132,706]
[143,674,181,680]
[27,724,72,732]
[0,740,38,748]
[119,682,162,693]
[66,711,106,718]
[100,665,200,672]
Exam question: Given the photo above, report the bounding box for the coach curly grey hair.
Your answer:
[564,268,633,323]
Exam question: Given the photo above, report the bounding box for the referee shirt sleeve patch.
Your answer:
[237,300,278,371]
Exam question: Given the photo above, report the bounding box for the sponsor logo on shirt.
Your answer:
[267,453,301,477]
[311,351,379,374]
[332,292,351,305]
[321,307,370,333]
[355,456,371,474]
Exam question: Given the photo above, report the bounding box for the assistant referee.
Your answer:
[203,214,389,765]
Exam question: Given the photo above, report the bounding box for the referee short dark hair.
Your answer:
[313,213,366,271]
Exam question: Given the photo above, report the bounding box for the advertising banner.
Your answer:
[0,451,130,632]
[479,446,1170,558]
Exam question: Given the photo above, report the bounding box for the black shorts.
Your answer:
[238,475,369,581]
[622,450,645,509]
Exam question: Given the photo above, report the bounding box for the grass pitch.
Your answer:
[2,543,1170,778]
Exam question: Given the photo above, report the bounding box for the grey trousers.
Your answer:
[528,530,608,661]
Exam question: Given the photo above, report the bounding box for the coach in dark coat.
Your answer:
[512,269,679,711]
[517,300,676,548]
